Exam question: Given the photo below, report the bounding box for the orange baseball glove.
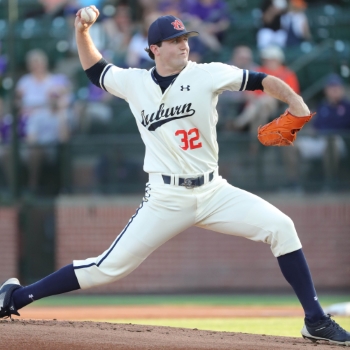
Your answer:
[257,110,316,146]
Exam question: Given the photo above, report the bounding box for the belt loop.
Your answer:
[204,171,209,184]
[174,174,179,186]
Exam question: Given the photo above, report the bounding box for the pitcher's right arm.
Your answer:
[75,6,102,70]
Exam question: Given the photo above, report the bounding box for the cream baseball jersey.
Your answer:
[100,61,248,174]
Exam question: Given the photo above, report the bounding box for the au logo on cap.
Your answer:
[171,20,185,30]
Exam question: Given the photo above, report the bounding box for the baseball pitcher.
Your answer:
[1,7,349,346]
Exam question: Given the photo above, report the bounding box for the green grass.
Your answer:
[32,293,350,307]
[28,294,350,337]
[99,317,350,337]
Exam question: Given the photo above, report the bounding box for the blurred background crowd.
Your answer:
[0,0,350,198]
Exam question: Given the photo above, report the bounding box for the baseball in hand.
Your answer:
[80,6,97,23]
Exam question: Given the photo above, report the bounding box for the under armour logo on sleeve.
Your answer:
[181,85,190,91]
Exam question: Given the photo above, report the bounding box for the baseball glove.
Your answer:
[257,110,316,146]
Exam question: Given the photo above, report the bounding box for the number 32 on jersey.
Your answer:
[175,128,202,150]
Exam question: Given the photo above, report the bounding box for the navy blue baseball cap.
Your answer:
[148,15,199,46]
[325,73,343,87]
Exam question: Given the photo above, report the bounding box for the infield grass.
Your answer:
[33,293,349,307]
[104,317,350,337]
[29,294,350,337]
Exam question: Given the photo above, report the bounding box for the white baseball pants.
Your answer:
[74,173,301,289]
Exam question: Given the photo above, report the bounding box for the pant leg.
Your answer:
[195,177,301,257]
[74,183,196,289]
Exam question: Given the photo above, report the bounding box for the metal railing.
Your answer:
[1,132,349,200]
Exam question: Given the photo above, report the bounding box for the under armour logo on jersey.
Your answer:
[171,19,185,30]
[181,85,190,91]
[29,294,34,300]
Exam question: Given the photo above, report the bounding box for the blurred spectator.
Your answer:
[280,0,312,47]
[228,46,259,71]
[284,74,350,189]
[314,74,350,131]
[138,0,160,18]
[0,98,28,191]
[40,0,66,14]
[25,91,70,194]
[0,41,7,97]
[16,49,71,117]
[74,82,113,134]
[257,0,288,49]
[184,0,230,53]
[226,46,299,135]
[0,42,7,77]
[103,4,134,67]
[126,13,160,68]
[218,46,258,130]
[158,0,189,17]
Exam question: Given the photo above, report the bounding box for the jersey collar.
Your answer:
[150,63,189,86]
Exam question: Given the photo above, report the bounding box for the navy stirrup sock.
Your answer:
[12,264,80,310]
[277,249,324,323]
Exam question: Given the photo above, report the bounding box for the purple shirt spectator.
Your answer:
[88,83,106,102]
[313,74,350,133]
[186,0,229,23]
[0,114,27,144]
[314,99,350,132]
[0,56,7,75]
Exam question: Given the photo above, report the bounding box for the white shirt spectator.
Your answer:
[17,74,57,112]
[26,108,63,145]
[126,33,153,67]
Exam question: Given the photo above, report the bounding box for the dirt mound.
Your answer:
[19,305,304,320]
[0,319,339,349]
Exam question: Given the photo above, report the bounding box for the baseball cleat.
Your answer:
[301,314,350,346]
[0,278,22,319]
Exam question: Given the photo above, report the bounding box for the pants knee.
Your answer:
[74,249,144,289]
[269,213,302,257]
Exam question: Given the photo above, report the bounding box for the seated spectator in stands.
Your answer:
[158,0,189,17]
[126,13,159,68]
[16,49,71,117]
[218,46,258,130]
[75,82,113,134]
[138,0,160,18]
[184,0,230,53]
[280,0,312,47]
[25,91,70,194]
[103,4,134,67]
[226,46,299,136]
[0,98,28,191]
[257,0,288,49]
[314,74,350,132]
[284,74,350,189]
[228,46,258,71]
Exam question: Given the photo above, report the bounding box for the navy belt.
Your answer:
[162,171,214,189]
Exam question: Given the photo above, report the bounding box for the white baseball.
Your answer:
[80,6,97,23]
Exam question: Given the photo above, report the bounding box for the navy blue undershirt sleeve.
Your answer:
[85,58,109,88]
[245,71,268,91]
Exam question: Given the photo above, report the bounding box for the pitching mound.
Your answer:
[0,319,339,349]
